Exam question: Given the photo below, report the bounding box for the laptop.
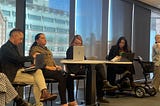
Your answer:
[73,46,85,61]
[120,53,135,62]
[22,54,45,73]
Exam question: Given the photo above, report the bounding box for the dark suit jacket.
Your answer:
[0,40,33,82]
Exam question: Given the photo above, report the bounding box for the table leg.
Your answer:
[86,65,96,105]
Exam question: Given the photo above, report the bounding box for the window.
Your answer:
[42,16,54,23]
[0,0,16,46]
[25,0,70,58]
[12,11,16,17]
[75,0,102,59]
[8,22,13,28]
[150,12,160,60]
[108,0,133,54]
[28,14,41,21]
[55,19,65,24]
[30,25,43,31]
[2,10,10,16]
[44,27,55,32]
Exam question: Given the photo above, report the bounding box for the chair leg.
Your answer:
[47,83,49,89]
[83,79,86,100]
[45,83,49,105]
[51,83,53,106]
[13,101,16,106]
[13,86,19,106]
[76,80,80,99]
[46,82,53,106]
[28,85,32,102]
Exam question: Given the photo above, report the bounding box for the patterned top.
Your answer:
[30,45,56,67]
[152,44,160,66]
[0,73,18,105]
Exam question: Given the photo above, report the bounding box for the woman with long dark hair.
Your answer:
[107,36,134,87]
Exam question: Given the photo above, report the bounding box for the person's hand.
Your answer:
[32,52,40,58]
[117,56,122,60]
[111,56,121,62]
[55,65,62,71]
[45,66,56,71]
[157,43,160,48]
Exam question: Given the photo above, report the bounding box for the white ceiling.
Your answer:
[138,0,160,9]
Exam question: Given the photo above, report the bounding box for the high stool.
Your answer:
[70,74,86,102]
[45,78,58,106]
[12,82,32,106]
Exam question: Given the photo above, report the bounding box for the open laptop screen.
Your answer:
[22,54,45,73]
[73,46,84,61]
[120,53,135,62]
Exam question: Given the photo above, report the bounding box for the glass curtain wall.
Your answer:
[0,0,16,46]
[25,0,70,58]
[108,0,133,54]
[75,0,102,59]
[150,12,160,60]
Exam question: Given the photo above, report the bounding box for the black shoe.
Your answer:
[97,97,109,103]
[102,80,118,91]
[106,91,118,97]
[17,101,29,106]
[14,96,29,106]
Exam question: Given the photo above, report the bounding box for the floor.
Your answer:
[7,80,160,106]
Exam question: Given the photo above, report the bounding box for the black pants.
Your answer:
[66,76,75,102]
[66,64,107,100]
[66,67,86,102]
[42,70,67,104]
[107,65,134,86]
[95,64,107,98]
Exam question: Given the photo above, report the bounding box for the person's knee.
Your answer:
[35,69,43,74]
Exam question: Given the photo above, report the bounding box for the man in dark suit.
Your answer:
[0,28,57,106]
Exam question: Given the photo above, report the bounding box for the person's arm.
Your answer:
[152,45,158,62]
[66,46,73,59]
[108,46,118,60]
[1,45,33,64]
[45,65,56,71]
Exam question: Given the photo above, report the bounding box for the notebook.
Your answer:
[22,54,45,73]
[73,46,84,61]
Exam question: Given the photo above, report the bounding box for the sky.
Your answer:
[49,0,70,11]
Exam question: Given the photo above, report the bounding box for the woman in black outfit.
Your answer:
[107,36,135,87]
[66,35,117,103]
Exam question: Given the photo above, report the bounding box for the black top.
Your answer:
[107,45,120,60]
[107,45,135,74]
[66,46,86,74]
[107,45,131,60]
[0,40,33,82]
[66,46,74,59]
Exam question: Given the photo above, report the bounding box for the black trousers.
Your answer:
[42,70,67,104]
[66,64,107,100]
[66,67,86,102]
[107,64,134,86]
[95,64,107,98]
